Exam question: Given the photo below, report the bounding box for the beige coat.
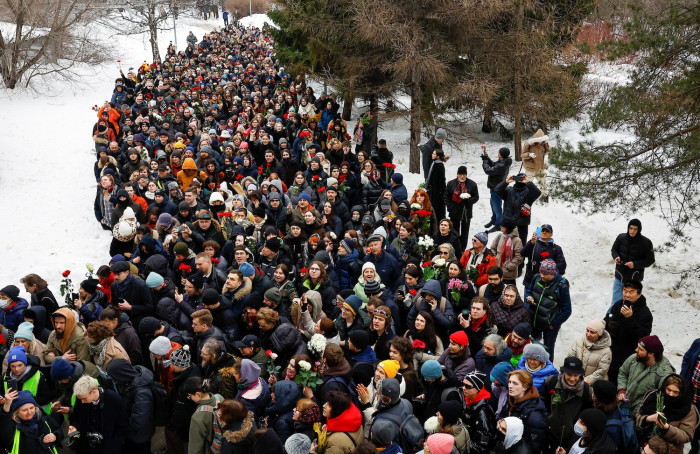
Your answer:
[521,129,550,173]
[91,337,131,370]
[490,231,524,281]
[567,330,612,383]
[325,426,364,454]
[636,392,700,454]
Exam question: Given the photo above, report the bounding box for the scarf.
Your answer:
[470,315,488,332]
[115,273,133,296]
[507,337,530,357]
[89,338,110,367]
[639,386,693,423]
[464,387,492,408]
[500,234,513,267]
[451,181,467,203]
[17,412,40,437]
[557,374,585,393]
[525,362,543,374]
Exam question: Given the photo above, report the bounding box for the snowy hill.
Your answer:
[0,13,696,370]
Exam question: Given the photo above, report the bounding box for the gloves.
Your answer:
[460,193,471,200]
[529,153,536,158]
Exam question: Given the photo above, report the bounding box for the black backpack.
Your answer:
[151,382,172,426]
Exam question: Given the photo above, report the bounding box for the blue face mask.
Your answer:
[573,422,586,437]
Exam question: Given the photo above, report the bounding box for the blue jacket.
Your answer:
[391,184,408,205]
[352,346,376,364]
[1,298,29,331]
[407,280,455,335]
[681,338,700,381]
[336,249,360,291]
[265,380,301,444]
[516,357,559,392]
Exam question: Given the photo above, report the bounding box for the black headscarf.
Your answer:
[640,374,693,423]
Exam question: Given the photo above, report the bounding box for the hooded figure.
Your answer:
[265,379,302,444]
[568,408,617,454]
[237,359,271,419]
[610,218,655,304]
[43,308,90,364]
[106,358,156,446]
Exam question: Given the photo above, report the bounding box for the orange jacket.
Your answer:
[459,247,497,288]
[132,194,149,214]
[97,106,121,135]
[176,158,206,190]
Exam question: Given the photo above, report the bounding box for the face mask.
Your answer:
[0,299,9,309]
[573,422,586,437]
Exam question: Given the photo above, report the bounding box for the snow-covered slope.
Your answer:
[0,14,696,371]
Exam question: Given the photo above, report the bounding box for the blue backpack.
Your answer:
[607,403,639,454]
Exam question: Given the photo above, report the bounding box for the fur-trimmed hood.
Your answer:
[223,276,253,301]
[528,129,549,144]
[222,412,255,443]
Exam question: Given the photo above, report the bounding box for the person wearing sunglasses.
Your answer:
[370,305,396,361]
[461,371,498,454]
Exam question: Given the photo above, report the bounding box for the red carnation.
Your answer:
[409,289,417,296]
[540,252,550,258]
[62,270,71,277]
[423,261,433,267]
[178,263,191,273]
[300,268,308,274]
[266,162,271,167]
[412,339,426,350]
[318,187,326,193]
[235,174,243,180]
[265,350,273,357]
[211,258,220,264]
[382,162,392,168]
[549,389,556,395]
[313,175,319,181]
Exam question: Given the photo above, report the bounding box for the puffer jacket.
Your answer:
[1,297,29,332]
[124,366,155,444]
[617,354,675,415]
[265,380,302,444]
[499,387,547,454]
[263,322,306,367]
[490,232,524,281]
[566,330,612,383]
[463,393,498,454]
[491,296,530,338]
[521,130,550,173]
[336,249,361,291]
[495,181,541,227]
[516,357,559,392]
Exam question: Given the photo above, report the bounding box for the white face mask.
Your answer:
[0,299,9,309]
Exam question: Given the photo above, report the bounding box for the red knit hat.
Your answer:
[449,331,469,347]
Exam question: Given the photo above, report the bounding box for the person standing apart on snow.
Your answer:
[426,149,447,222]
[481,147,512,233]
[421,128,447,179]
[445,165,479,250]
[609,218,655,308]
[521,129,550,202]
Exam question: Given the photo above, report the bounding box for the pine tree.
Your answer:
[552,1,700,233]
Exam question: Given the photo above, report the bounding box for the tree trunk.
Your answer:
[369,94,379,148]
[482,104,493,133]
[150,22,161,62]
[409,80,422,174]
[342,92,353,121]
[513,0,524,161]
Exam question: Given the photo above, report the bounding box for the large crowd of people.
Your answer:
[0,17,698,454]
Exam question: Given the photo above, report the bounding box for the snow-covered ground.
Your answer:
[0,13,696,370]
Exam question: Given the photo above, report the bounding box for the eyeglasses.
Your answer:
[309,267,321,271]
[440,251,449,255]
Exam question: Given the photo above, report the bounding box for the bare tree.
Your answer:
[104,0,175,62]
[0,0,106,89]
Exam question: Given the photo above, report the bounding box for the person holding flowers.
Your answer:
[404,311,444,371]
[409,189,437,236]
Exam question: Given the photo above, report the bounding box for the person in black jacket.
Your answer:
[421,128,446,179]
[106,359,155,454]
[100,306,144,366]
[445,165,480,250]
[20,274,58,331]
[555,408,617,454]
[0,390,63,454]
[110,260,154,333]
[426,149,447,222]
[494,174,541,244]
[166,345,202,454]
[481,147,513,233]
[604,279,653,384]
[191,309,226,365]
[70,376,129,454]
[520,223,567,288]
[609,218,655,308]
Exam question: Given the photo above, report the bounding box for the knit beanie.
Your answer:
[343,295,362,316]
[426,433,454,454]
[239,262,255,278]
[170,345,191,368]
[50,358,75,381]
[79,279,99,294]
[435,129,447,140]
[11,390,36,411]
[139,316,161,335]
[539,259,557,276]
[587,319,606,337]
[145,272,164,288]
[173,242,189,256]
[349,330,369,351]
[463,371,487,391]
[14,322,34,341]
[285,434,312,454]
[421,360,443,380]
[340,238,356,253]
[438,400,463,426]
[0,285,20,300]
[149,336,172,356]
[449,330,469,347]
[490,361,514,386]
[512,322,531,339]
[364,280,381,296]
[378,360,400,379]
[391,173,403,185]
[498,147,510,158]
[523,343,549,363]
[474,232,488,246]
[591,380,617,405]
[7,346,27,365]
[639,335,664,355]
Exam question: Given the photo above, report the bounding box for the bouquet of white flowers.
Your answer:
[308,333,327,358]
[417,235,435,256]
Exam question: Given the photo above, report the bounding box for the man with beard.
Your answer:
[479,266,505,303]
[610,218,655,308]
[199,338,236,399]
[110,260,154,332]
[42,308,91,364]
[445,166,480,249]
[605,279,652,384]
[506,322,534,368]
[617,335,674,414]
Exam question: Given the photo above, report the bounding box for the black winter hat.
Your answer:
[202,288,220,306]
[80,279,99,294]
[498,147,510,158]
[0,285,20,300]
[591,380,617,405]
[438,400,463,426]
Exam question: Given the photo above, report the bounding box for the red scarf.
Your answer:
[470,315,487,332]
[508,336,531,356]
[3,301,17,312]
[500,234,513,267]
[99,272,115,303]
[451,181,467,203]
[464,387,491,408]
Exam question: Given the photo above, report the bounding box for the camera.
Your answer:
[513,175,524,183]
[86,432,104,447]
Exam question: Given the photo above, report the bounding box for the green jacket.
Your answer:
[188,394,223,454]
[617,354,675,414]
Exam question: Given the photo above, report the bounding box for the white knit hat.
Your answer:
[149,336,172,356]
